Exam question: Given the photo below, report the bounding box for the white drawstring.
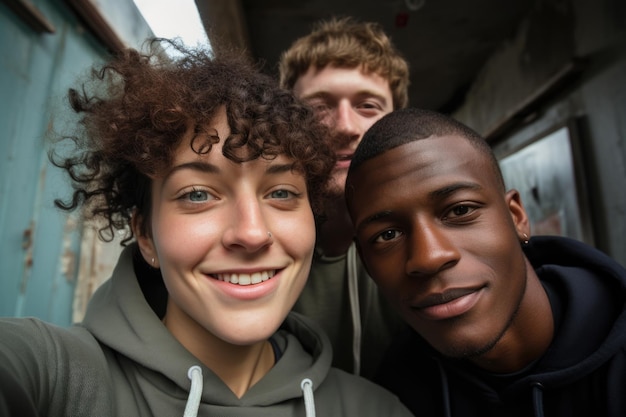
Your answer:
[347,243,362,375]
[300,378,316,417]
[184,366,314,417]
[183,366,203,417]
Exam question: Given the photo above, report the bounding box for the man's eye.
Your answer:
[450,205,473,217]
[374,229,402,243]
[359,102,382,110]
[306,100,330,113]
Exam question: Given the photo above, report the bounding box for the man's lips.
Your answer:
[413,287,480,309]
[336,153,353,161]
[334,153,353,169]
[411,287,484,320]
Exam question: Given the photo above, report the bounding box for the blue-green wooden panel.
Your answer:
[0,0,106,326]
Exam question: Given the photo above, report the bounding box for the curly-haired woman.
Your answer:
[0,40,412,417]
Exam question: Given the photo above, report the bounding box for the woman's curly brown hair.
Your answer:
[51,39,335,244]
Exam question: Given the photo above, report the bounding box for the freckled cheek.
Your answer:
[275,213,316,261]
[153,213,223,268]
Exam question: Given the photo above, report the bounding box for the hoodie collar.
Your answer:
[82,243,333,407]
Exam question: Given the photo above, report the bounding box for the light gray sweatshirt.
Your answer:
[0,244,412,417]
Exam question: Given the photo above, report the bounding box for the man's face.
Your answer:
[347,135,530,359]
[293,65,393,196]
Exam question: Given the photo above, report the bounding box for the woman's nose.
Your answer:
[221,197,273,252]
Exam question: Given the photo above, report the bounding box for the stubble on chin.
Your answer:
[329,170,348,199]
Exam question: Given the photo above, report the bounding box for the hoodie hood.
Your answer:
[81,243,333,412]
[439,236,626,415]
[508,236,626,389]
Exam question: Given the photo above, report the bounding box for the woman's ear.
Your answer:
[131,212,159,268]
[505,189,531,241]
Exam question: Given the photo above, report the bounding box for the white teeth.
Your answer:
[215,270,276,285]
[239,274,251,285]
[251,272,262,284]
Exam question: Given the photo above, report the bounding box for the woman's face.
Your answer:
[136,108,315,347]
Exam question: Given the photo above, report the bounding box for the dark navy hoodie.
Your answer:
[375,236,626,417]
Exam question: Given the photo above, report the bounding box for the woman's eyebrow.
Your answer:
[163,161,220,183]
[265,163,297,175]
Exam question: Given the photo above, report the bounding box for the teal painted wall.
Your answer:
[0,1,102,326]
[0,0,152,326]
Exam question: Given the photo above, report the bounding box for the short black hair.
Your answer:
[347,108,505,191]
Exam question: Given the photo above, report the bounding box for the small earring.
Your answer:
[523,233,529,245]
[151,257,155,265]
[267,231,272,239]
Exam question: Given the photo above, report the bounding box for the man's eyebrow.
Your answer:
[355,182,483,232]
[429,182,482,199]
[300,90,329,100]
[301,90,388,103]
[356,210,393,232]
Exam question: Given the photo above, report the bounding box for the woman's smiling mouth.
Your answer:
[215,270,277,285]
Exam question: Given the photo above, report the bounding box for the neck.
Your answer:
[470,259,554,373]
[317,196,355,256]
[163,303,275,398]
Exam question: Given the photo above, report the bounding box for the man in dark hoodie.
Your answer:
[344,107,626,417]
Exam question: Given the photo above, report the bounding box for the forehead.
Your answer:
[293,65,391,97]
[170,109,294,172]
[348,135,498,209]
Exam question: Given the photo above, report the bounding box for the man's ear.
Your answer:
[131,212,159,268]
[505,189,531,241]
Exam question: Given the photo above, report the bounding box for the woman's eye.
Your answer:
[180,188,214,203]
[270,189,294,199]
[189,190,208,201]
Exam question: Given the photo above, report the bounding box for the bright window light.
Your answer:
[132,0,210,50]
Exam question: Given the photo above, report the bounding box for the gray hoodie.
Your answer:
[0,244,411,417]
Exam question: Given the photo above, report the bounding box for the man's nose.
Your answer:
[405,221,460,278]
[332,102,361,142]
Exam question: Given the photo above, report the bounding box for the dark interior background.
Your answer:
[195,0,532,113]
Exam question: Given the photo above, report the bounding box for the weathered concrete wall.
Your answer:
[454,0,626,264]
